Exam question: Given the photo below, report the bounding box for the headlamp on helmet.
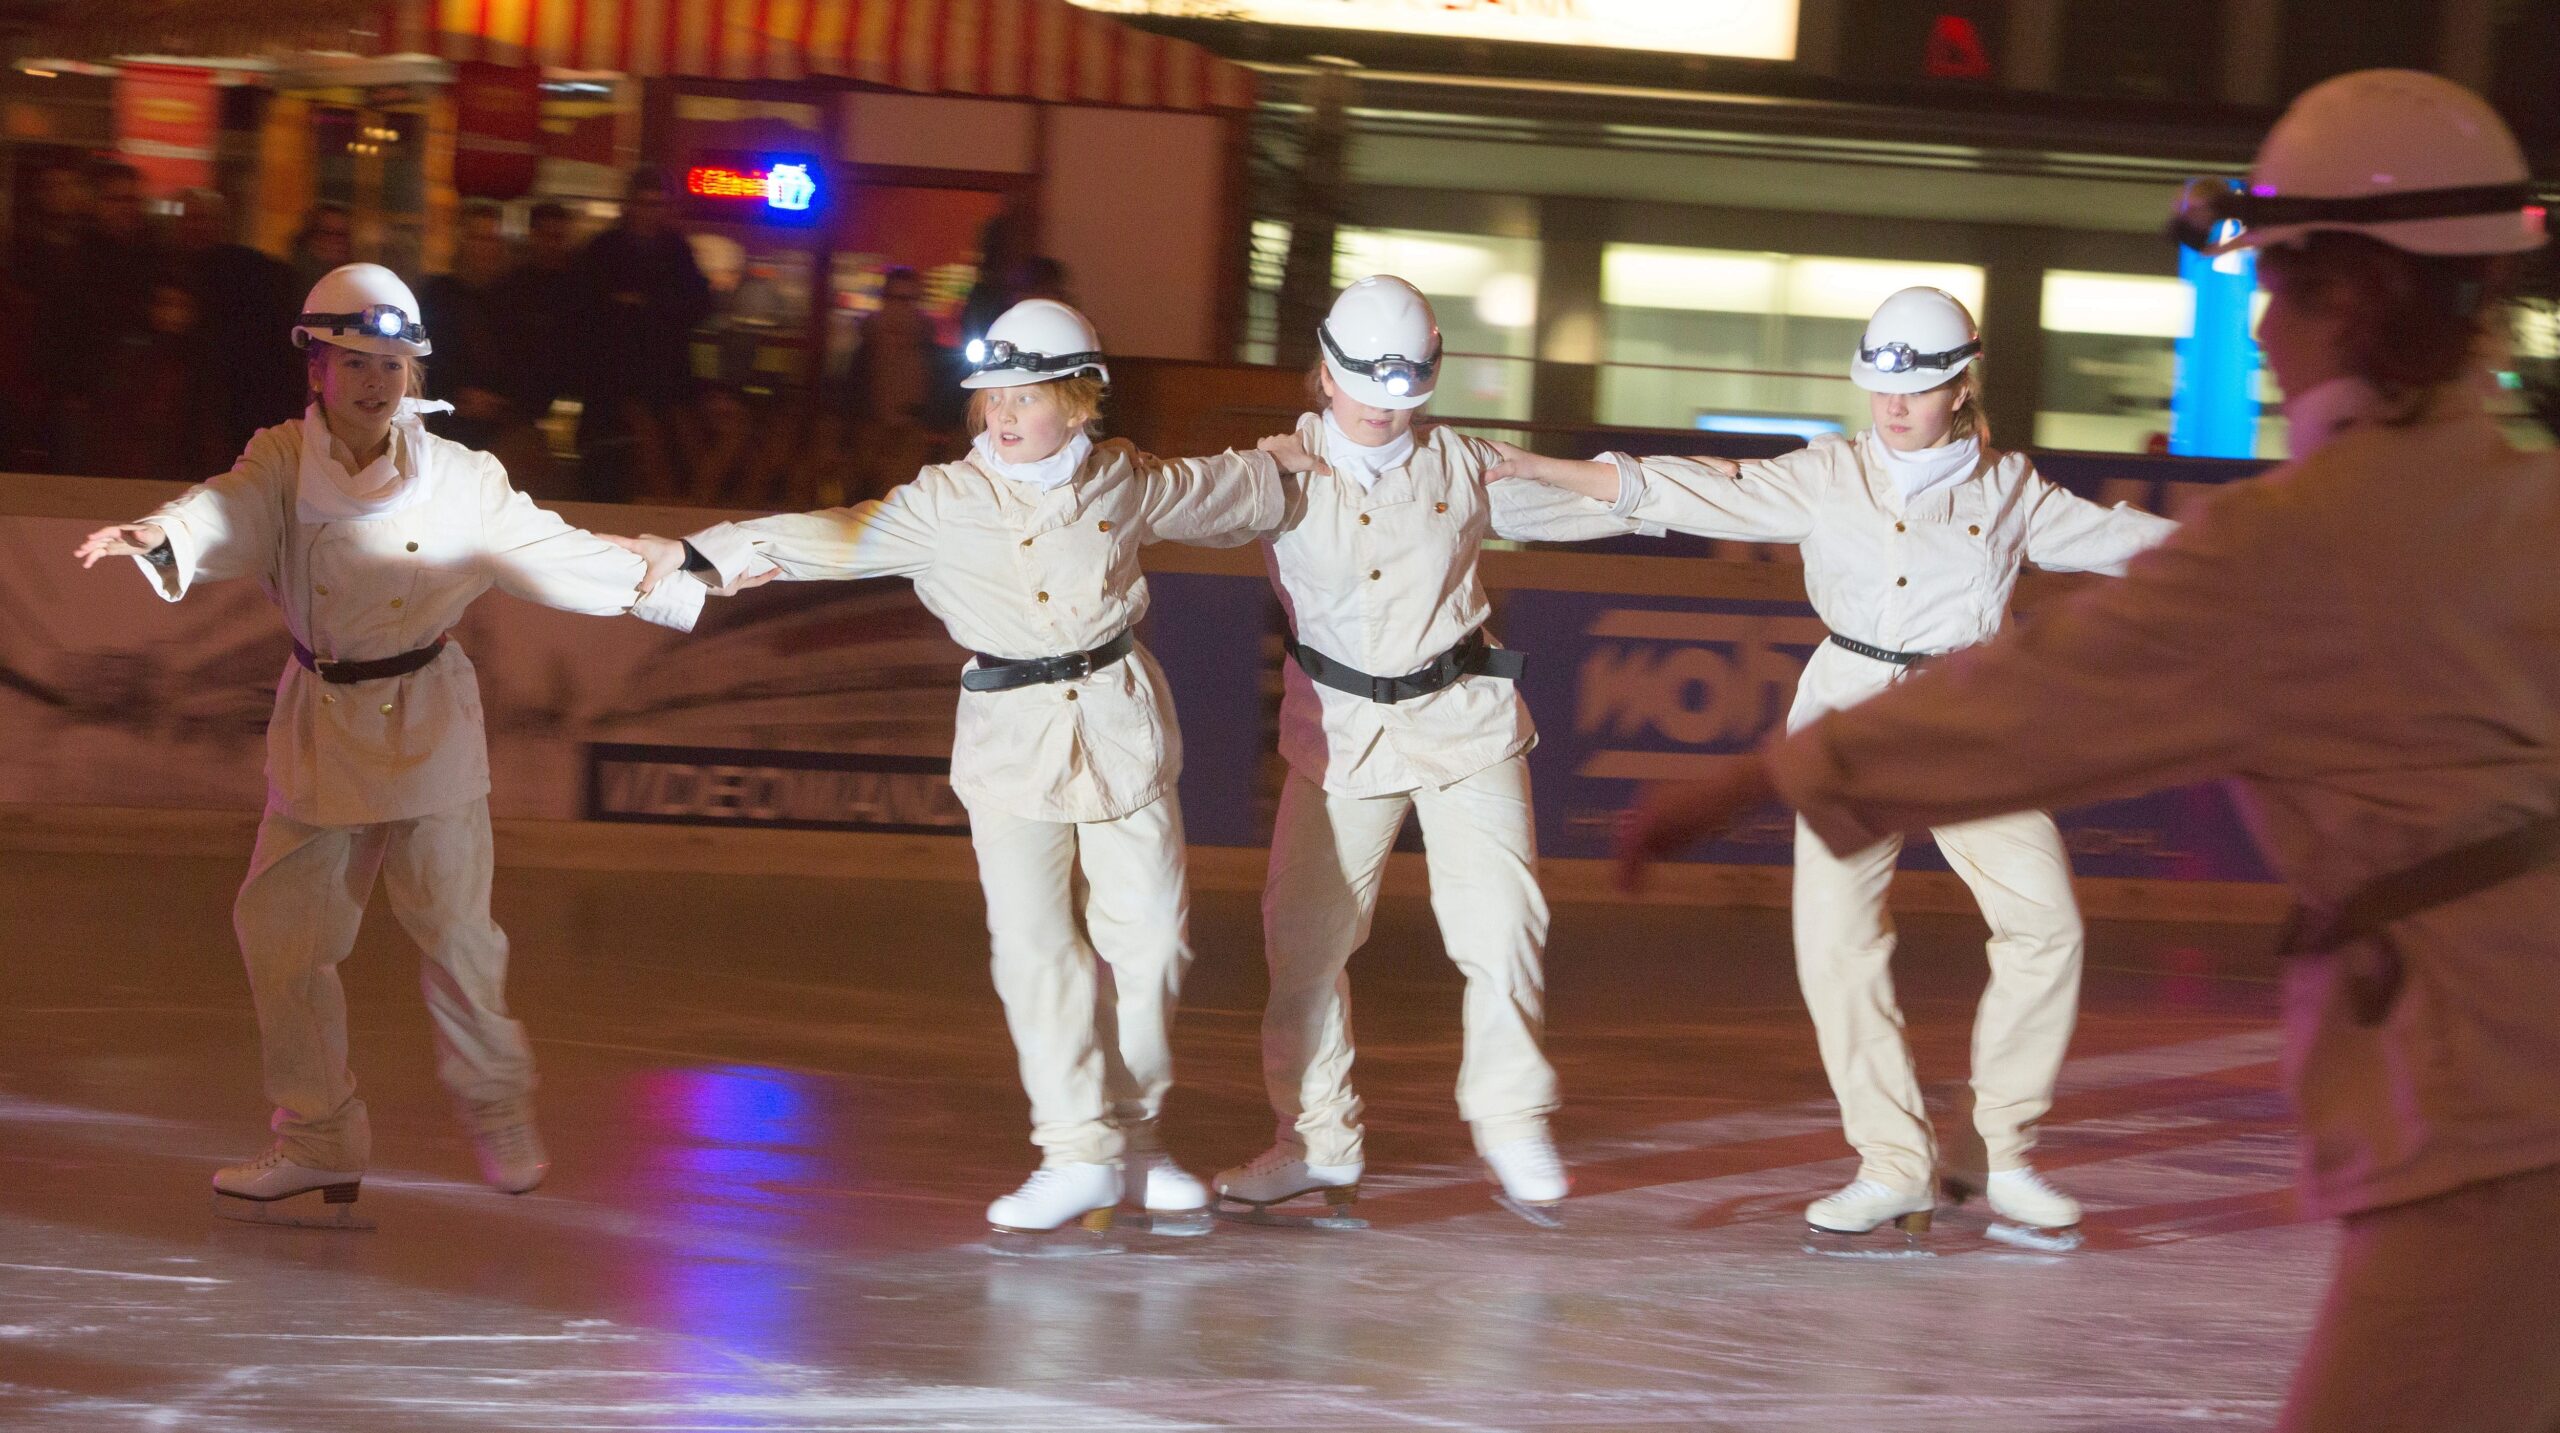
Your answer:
[965,336,1105,381]
[1319,322,1440,399]
[299,302,428,346]
[1857,337,1979,378]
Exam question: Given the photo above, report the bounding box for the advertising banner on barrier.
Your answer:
[1501,587,2271,881]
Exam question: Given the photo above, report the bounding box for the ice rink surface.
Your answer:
[1,849,2315,1431]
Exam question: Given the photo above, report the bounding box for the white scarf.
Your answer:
[295,398,454,524]
[1869,430,1981,504]
[1321,411,1415,493]
[2283,376,2381,459]
[972,429,1093,491]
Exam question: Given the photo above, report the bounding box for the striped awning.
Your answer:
[382,0,1254,112]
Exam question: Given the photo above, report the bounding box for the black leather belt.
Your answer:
[1827,632,1938,666]
[292,635,448,685]
[1284,627,1524,705]
[962,627,1137,693]
[2279,811,2560,1025]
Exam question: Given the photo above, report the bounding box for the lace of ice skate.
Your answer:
[1006,1168,1072,1200]
[1496,1136,1563,1186]
[1994,1168,2063,1199]
[1236,1146,1303,1179]
[479,1119,540,1165]
[232,1147,295,1176]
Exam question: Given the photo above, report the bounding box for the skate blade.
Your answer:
[1803,1210,1932,1259]
[1984,1221,2083,1253]
[986,1205,1120,1256]
[1212,1190,1368,1231]
[1130,1208,1214,1238]
[212,1187,375,1232]
[1494,1193,1566,1230]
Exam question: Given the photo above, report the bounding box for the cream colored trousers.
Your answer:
[966,792,1191,1167]
[233,796,535,1171]
[2279,1162,2560,1431]
[1258,755,1556,1166]
[1792,808,2084,1192]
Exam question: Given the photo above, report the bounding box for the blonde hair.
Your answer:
[966,375,1107,437]
[1945,362,1989,445]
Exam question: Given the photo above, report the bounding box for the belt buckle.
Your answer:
[1059,651,1093,681]
[1369,674,1397,704]
[315,657,345,681]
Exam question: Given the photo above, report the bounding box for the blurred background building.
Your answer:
[0,0,2554,495]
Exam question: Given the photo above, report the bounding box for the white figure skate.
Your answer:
[1803,1178,1934,1257]
[1482,1132,1569,1229]
[466,1100,550,1195]
[211,1147,373,1230]
[1965,1167,2085,1252]
[1212,1146,1366,1230]
[1125,1149,1213,1236]
[987,1163,1122,1253]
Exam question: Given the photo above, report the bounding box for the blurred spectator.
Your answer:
[566,170,711,502]
[95,280,227,482]
[421,203,518,445]
[959,190,1038,343]
[289,202,355,292]
[422,202,566,492]
[842,266,946,502]
[169,188,302,456]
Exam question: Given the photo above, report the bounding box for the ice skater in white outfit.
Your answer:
[616,300,1323,1238]
[1211,276,1659,1226]
[1616,69,2560,1431]
[72,263,717,1227]
[1491,287,2174,1245]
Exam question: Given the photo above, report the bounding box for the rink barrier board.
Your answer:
[3,469,2287,923]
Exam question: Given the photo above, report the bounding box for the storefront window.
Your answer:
[1598,246,1983,435]
[2034,270,2185,454]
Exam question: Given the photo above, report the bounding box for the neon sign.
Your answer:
[681,153,823,221]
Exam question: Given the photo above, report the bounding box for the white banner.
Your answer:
[1072,0,1799,61]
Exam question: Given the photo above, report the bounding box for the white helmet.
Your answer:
[1851,287,1980,395]
[1320,276,1440,411]
[2172,69,2547,258]
[293,262,431,357]
[961,299,1109,389]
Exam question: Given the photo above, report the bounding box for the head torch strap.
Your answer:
[1319,322,1442,379]
[2179,180,2541,248]
[300,308,427,343]
[1862,338,1979,372]
[976,348,1105,376]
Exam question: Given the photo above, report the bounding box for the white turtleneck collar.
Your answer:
[972,429,1094,491]
[2282,376,2382,460]
[296,396,454,523]
[1321,410,1415,492]
[1866,429,1981,505]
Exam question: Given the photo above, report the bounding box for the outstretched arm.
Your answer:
[76,431,290,599]
[675,478,943,591]
[1131,444,1292,546]
[473,452,707,631]
[2023,475,2180,574]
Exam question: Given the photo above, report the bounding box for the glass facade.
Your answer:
[1598,246,1983,435]
[1246,224,1540,421]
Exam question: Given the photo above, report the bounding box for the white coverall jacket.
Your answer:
[1765,394,2560,1431]
[1610,430,2174,1189]
[688,439,1286,1165]
[127,407,699,1170]
[1254,414,1650,1164]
